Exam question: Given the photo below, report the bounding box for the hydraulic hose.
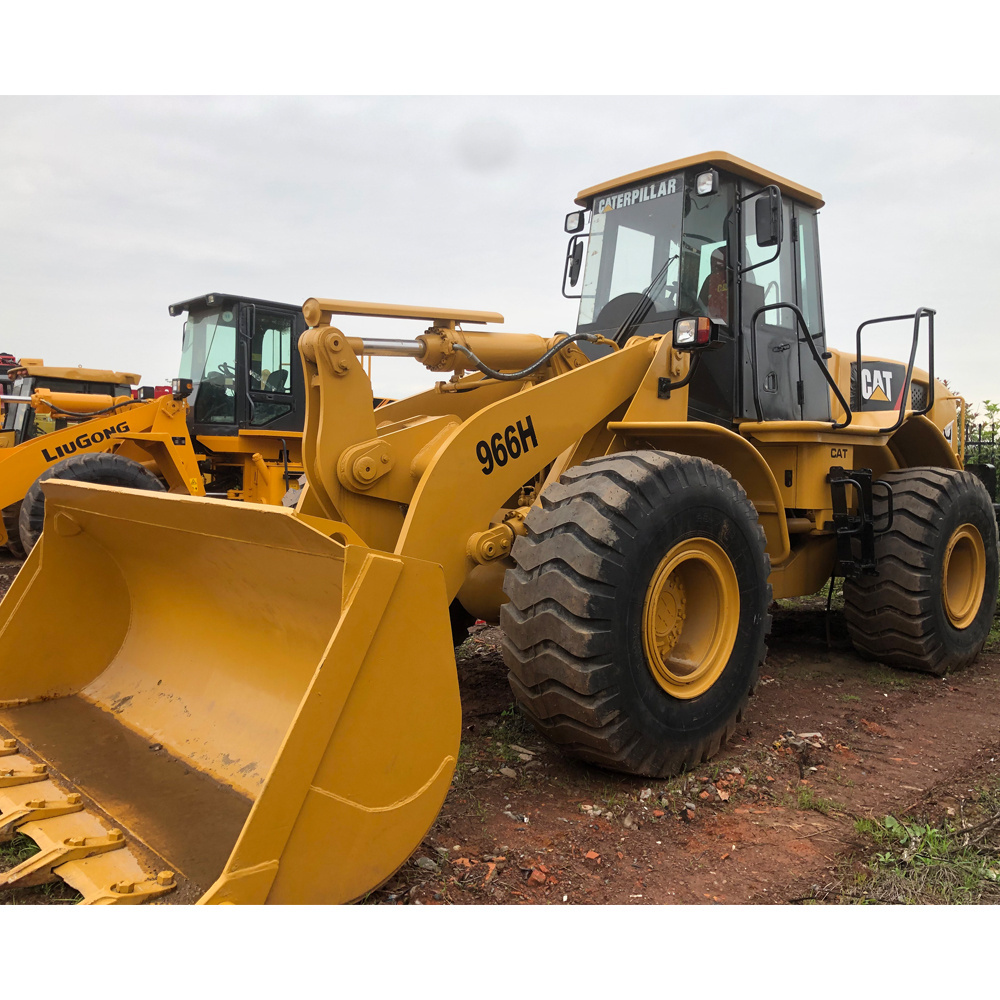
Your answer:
[451,332,611,382]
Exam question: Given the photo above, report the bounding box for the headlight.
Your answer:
[674,318,698,346]
[673,317,714,350]
[564,211,586,234]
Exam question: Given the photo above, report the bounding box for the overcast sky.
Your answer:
[2,96,998,411]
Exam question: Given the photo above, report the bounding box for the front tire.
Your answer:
[3,502,27,558]
[501,450,771,778]
[19,452,165,555]
[844,467,999,675]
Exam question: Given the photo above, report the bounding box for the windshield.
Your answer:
[179,307,239,424]
[576,171,734,342]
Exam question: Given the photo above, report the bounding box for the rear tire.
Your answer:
[19,452,165,555]
[501,450,771,778]
[844,467,999,675]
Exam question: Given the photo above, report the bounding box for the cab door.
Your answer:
[739,192,800,420]
[738,190,831,423]
[238,303,304,434]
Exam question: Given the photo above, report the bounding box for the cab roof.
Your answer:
[15,365,141,384]
[574,151,824,209]
[168,293,304,317]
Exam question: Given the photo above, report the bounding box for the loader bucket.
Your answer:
[0,481,461,904]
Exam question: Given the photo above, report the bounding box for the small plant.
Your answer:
[839,693,861,703]
[796,786,841,815]
[0,833,39,868]
[837,791,1000,904]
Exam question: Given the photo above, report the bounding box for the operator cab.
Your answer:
[565,152,829,426]
[171,293,307,439]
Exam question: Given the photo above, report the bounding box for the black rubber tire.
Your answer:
[843,467,999,675]
[3,502,26,559]
[501,450,772,778]
[449,599,478,648]
[18,452,165,555]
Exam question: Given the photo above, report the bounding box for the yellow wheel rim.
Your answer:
[642,538,740,700]
[942,522,986,629]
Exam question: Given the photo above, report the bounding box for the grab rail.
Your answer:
[855,308,935,434]
[750,301,852,429]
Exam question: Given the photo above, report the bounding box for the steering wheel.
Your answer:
[217,361,236,377]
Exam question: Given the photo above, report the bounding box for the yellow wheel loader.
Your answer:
[0,293,309,557]
[0,360,142,556]
[0,152,995,904]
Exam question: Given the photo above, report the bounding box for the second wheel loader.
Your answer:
[0,152,995,904]
[0,293,308,557]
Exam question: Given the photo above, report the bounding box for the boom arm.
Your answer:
[297,317,660,599]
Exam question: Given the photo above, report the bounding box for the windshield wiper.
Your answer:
[614,253,679,344]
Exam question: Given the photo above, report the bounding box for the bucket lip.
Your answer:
[38,480,351,555]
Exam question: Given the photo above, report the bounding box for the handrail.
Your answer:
[750,301,852,429]
[855,308,935,434]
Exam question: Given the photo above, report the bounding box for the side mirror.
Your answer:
[563,234,587,299]
[755,187,782,248]
[568,239,584,286]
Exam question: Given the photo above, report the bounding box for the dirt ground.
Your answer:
[378,599,1000,905]
[2,550,999,905]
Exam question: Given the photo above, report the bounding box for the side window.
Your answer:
[795,210,824,335]
[742,194,794,330]
[251,312,294,395]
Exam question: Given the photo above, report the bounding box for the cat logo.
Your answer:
[861,368,894,403]
[856,361,906,412]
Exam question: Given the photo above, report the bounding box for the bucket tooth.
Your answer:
[0,762,48,788]
[0,739,18,757]
[0,791,84,843]
[0,813,126,889]
[65,860,177,905]
[0,801,178,903]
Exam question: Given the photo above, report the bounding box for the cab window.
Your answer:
[796,209,824,335]
[251,312,294,395]
[250,310,294,427]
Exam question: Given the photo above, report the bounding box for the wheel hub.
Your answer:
[942,522,986,629]
[642,538,740,700]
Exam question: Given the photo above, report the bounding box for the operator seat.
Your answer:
[264,370,288,392]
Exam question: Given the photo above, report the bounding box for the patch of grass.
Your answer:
[827,783,1000,904]
[839,693,861,703]
[795,786,843,815]
[866,666,912,690]
[0,833,39,869]
[492,704,532,753]
[469,796,490,825]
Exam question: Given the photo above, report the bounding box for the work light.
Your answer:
[673,317,713,349]
[565,211,586,234]
[696,170,719,196]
